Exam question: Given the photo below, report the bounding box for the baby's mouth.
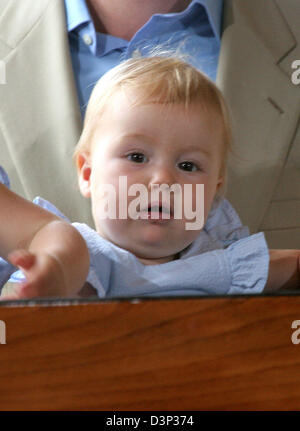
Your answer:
[139,203,174,221]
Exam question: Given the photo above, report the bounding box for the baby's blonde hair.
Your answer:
[74,56,233,197]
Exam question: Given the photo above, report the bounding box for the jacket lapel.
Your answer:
[0,0,51,48]
[217,0,300,233]
[0,0,92,225]
[273,0,300,76]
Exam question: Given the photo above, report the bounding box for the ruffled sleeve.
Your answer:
[72,222,111,297]
[225,232,269,295]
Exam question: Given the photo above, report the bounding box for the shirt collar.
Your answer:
[64,0,223,50]
[188,0,223,40]
[64,0,92,32]
[65,0,223,37]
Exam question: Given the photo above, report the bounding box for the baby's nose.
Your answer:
[147,165,176,189]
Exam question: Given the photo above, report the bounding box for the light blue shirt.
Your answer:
[64,0,223,117]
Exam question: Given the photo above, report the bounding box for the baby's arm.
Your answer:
[264,249,300,292]
[0,184,89,299]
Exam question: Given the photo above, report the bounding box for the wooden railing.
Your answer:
[1,294,300,410]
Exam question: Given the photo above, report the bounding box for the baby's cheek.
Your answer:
[98,218,127,237]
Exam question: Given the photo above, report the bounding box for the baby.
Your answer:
[1,56,299,298]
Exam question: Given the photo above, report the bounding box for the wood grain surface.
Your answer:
[1,294,300,410]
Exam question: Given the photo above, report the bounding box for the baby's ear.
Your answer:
[216,175,225,191]
[77,152,92,198]
[214,175,225,199]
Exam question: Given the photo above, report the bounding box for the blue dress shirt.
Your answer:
[64,0,223,117]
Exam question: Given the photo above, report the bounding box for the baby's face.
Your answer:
[78,91,224,265]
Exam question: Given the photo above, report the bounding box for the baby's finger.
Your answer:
[0,291,24,301]
[0,295,18,301]
[8,249,36,270]
[12,280,41,299]
[0,283,26,301]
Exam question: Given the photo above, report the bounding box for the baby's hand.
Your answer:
[0,249,68,300]
[265,249,300,292]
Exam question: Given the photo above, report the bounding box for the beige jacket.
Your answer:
[0,0,299,247]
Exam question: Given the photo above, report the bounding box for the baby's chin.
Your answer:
[135,253,180,266]
[112,239,181,265]
[124,241,185,265]
[95,225,189,264]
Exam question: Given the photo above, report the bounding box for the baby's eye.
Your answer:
[127,152,147,163]
[178,161,199,172]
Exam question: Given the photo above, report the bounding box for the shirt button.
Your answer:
[83,34,93,46]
